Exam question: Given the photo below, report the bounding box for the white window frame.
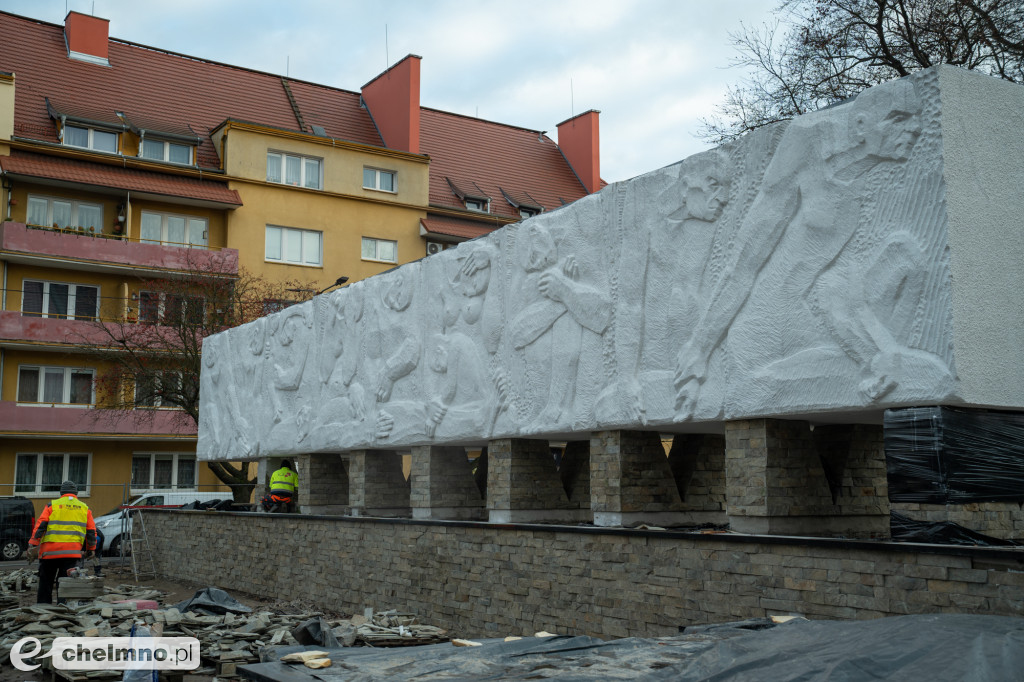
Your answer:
[140,210,208,248]
[16,365,95,407]
[361,236,398,264]
[466,198,490,213]
[26,194,103,231]
[265,225,323,267]
[130,452,197,492]
[519,207,539,219]
[139,138,194,165]
[362,167,397,193]
[14,452,92,497]
[138,291,205,326]
[22,279,100,320]
[134,370,185,410]
[266,151,323,190]
[63,124,119,154]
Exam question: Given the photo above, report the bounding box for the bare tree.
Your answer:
[82,251,314,501]
[702,0,1024,142]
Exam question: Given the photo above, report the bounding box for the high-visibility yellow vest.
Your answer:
[40,495,89,559]
[270,467,298,495]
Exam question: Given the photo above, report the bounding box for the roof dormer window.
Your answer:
[466,198,489,213]
[64,124,118,154]
[141,138,193,165]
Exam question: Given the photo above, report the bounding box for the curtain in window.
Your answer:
[27,197,48,226]
[153,456,173,489]
[361,237,375,260]
[47,283,69,318]
[22,281,43,316]
[67,455,88,491]
[363,168,375,189]
[188,219,208,248]
[70,371,93,404]
[302,231,321,265]
[265,226,282,260]
[380,172,394,192]
[43,369,65,403]
[74,286,98,320]
[167,217,186,246]
[141,212,162,244]
[92,130,118,153]
[169,143,191,165]
[17,368,39,402]
[266,153,282,183]
[65,126,89,147]
[177,457,196,489]
[141,139,163,160]
[78,204,102,230]
[304,158,320,189]
[41,455,64,492]
[52,201,72,229]
[14,455,37,492]
[378,240,396,263]
[131,456,151,488]
[285,229,302,263]
[285,155,301,186]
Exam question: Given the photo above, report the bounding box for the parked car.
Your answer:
[94,491,228,556]
[0,496,35,560]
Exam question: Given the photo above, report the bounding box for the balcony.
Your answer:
[0,310,121,349]
[0,222,238,276]
[0,400,196,439]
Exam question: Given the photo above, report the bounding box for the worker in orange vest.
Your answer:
[26,480,97,604]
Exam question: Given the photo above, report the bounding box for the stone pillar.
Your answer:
[487,439,584,524]
[667,434,728,525]
[297,454,349,515]
[347,450,410,518]
[409,445,485,521]
[589,430,688,527]
[724,419,889,538]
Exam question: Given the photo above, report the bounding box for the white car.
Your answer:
[94,491,229,556]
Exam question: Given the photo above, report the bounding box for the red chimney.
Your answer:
[361,55,421,154]
[557,110,601,194]
[64,11,110,65]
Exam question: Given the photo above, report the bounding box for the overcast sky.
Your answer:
[1,0,780,183]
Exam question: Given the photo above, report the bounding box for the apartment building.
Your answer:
[0,10,599,516]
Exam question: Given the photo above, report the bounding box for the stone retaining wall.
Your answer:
[893,502,1024,540]
[145,511,1024,639]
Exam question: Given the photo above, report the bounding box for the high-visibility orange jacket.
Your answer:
[29,494,97,560]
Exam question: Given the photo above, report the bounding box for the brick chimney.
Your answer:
[557,110,601,194]
[64,12,110,66]
[361,55,422,154]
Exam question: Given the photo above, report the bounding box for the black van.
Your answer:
[0,496,35,560]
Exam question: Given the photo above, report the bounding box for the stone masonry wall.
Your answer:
[145,511,1024,640]
[893,502,1024,540]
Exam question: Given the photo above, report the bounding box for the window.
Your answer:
[361,237,397,263]
[265,225,322,266]
[520,207,539,219]
[15,453,90,495]
[26,195,103,230]
[466,198,489,213]
[22,280,99,320]
[17,366,94,406]
[266,152,322,189]
[131,453,196,491]
[134,371,187,409]
[63,124,118,153]
[138,292,204,325]
[140,211,208,248]
[363,167,396,192]
[140,139,193,165]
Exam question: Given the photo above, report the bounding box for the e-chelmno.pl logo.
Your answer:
[10,636,201,672]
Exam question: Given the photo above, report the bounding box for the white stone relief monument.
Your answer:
[199,66,1024,460]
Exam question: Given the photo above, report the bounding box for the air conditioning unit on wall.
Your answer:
[426,241,445,256]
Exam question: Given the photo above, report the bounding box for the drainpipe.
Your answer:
[1,173,11,220]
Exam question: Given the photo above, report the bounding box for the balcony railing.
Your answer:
[0,221,238,275]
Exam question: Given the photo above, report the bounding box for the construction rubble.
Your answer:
[0,573,447,679]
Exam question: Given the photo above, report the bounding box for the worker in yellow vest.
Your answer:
[26,480,97,604]
[268,460,299,513]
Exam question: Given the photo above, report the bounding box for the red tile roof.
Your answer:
[0,151,242,206]
[0,12,382,170]
[420,108,589,220]
[420,217,500,240]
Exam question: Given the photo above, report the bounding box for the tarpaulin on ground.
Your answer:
[239,614,1024,681]
[885,406,1024,503]
[174,587,252,615]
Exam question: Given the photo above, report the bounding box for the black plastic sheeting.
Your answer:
[885,407,1024,503]
[174,587,253,615]
[890,511,1022,547]
[239,614,1024,681]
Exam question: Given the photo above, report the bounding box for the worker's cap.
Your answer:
[60,480,78,495]
[281,460,293,470]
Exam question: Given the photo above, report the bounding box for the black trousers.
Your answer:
[37,557,79,604]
